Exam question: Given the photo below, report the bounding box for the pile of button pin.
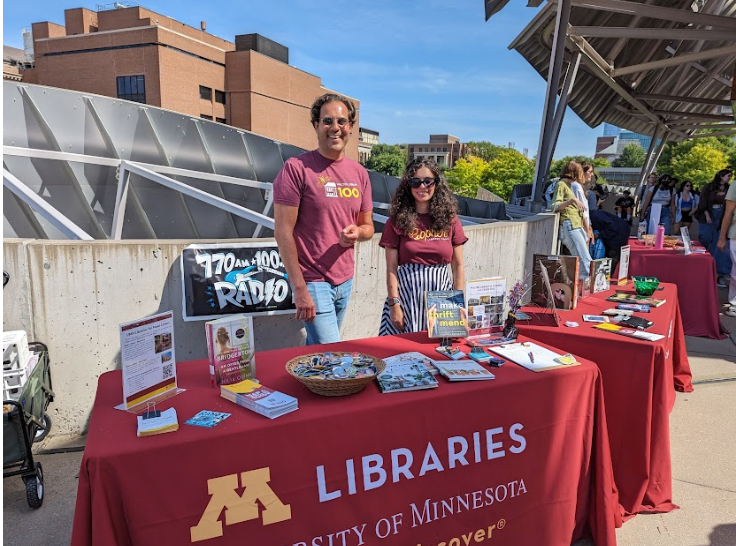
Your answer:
[292,352,379,380]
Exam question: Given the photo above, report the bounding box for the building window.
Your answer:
[215,90,226,104]
[215,117,227,124]
[443,147,447,152]
[200,114,213,120]
[199,86,212,100]
[116,75,146,103]
[437,156,445,165]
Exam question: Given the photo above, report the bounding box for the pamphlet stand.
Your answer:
[439,337,453,348]
[117,386,186,414]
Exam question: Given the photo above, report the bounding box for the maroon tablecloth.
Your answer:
[626,240,727,339]
[519,282,693,520]
[72,333,620,546]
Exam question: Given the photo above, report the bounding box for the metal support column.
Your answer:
[530,0,573,208]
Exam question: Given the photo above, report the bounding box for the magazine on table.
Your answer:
[382,351,441,376]
[377,357,439,393]
[489,342,580,372]
[432,360,495,381]
[594,323,664,342]
[426,290,469,338]
[606,292,666,307]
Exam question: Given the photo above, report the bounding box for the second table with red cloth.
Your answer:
[72,333,621,546]
[626,239,727,339]
[519,282,693,520]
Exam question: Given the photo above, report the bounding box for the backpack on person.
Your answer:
[544,178,560,209]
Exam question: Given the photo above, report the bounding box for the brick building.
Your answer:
[23,5,361,160]
[358,127,379,164]
[406,134,467,168]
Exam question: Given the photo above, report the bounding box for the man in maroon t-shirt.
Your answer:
[273,93,374,345]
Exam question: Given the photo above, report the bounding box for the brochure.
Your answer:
[582,315,609,323]
[221,380,298,419]
[435,346,467,360]
[680,226,692,255]
[465,277,506,337]
[137,408,178,437]
[377,356,439,393]
[617,303,650,313]
[489,342,580,372]
[432,360,495,381]
[426,290,469,338]
[120,310,180,412]
[618,246,631,285]
[205,314,256,387]
[185,410,231,428]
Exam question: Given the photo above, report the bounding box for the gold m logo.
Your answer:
[190,467,291,542]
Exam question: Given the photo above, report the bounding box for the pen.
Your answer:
[528,351,535,363]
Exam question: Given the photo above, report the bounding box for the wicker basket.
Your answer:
[285,352,385,397]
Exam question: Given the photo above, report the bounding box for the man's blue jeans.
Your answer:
[303,278,354,346]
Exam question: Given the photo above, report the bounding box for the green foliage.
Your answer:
[364,144,407,177]
[446,156,488,198]
[445,148,534,202]
[656,136,734,189]
[549,155,609,178]
[669,144,728,188]
[465,141,507,162]
[612,143,646,168]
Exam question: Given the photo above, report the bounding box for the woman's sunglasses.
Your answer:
[409,177,437,189]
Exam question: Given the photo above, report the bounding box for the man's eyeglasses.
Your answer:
[320,117,350,127]
[409,177,437,189]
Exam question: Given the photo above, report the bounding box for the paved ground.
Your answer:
[4,291,736,546]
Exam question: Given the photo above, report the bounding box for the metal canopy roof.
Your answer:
[497,0,736,141]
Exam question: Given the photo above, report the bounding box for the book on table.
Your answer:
[431,360,496,381]
[205,314,256,387]
[377,354,439,393]
[590,258,612,293]
[426,290,469,338]
[531,254,579,310]
[381,351,440,375]
[606,292,666,307]
[221,380,298,419]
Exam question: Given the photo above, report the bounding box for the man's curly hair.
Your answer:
[390,158,459,233]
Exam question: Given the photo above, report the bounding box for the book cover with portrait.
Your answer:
[205,314,256,387]
[531,254,580,310]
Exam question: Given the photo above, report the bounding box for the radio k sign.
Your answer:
[190,467,291,542]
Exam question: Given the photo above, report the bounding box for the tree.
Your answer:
[481,148,535,201]
[445,148,534,201]
[612,143,646,168]
[669,144,728,188]
[657,136,736,187]
[364,144,407,177]
[445,156,488,197]
[465,141,507,163]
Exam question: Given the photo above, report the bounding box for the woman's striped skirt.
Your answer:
[379,263,452,336]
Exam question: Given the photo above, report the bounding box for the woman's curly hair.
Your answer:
[390,158,459,233]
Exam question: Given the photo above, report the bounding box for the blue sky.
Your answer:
[3,0,603,159]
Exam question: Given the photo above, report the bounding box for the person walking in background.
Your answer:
[717,178,736,317]
[636,172,658,216]
[696,168,733,288]
[378,158,467,335]
[674,180,698,234]
[639,174,675,234]
[273,93,374,345]
[552,161,592,280]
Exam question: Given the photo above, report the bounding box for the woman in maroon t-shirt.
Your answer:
[378,158,468,335]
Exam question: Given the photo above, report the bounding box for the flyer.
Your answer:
[465,277,506,337]
[618,245,631,286]
[120,311,179,411]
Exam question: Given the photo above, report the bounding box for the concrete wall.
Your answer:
[2,214,557,436]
